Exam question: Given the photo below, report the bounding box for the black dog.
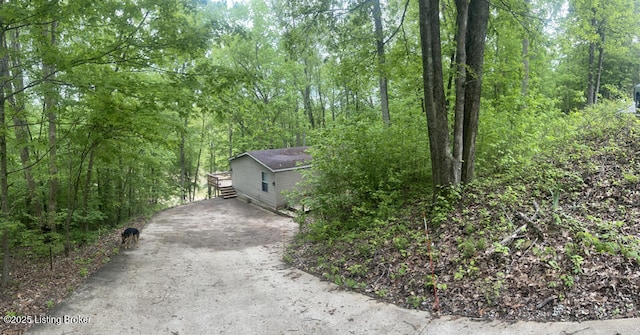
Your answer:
[121,228,140,249]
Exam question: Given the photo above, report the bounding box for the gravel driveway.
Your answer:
[26,198,426,334]
[26,198,640,335]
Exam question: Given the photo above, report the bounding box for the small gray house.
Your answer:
[229,147,311,210]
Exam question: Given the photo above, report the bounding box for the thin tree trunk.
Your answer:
[303,58,315,128]
[586,41,596,105]
[7,28,41,224]
[331,87,336,122]
[127,166,134,217]
[373,0,390,125]
[193,113,207,202]
[522,37,529,96]
[64,142,75,256]
[522,0,531,97]
[44,21,59,232]
[586,16,597,106]
[461,0,490,183]
[179,117,187,202]
[452,0,469,183]
[228,123,233,159]
[0,12,11,287]
[209,138,216,173]
[1,231,7,288]
[82,147,95,232]
[594,31,605,104]
[317,69,326,128]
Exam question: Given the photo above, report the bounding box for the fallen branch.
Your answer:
[484,224,527,256]
[536,294,557,309]
[516,200,540,224]
[486,201,541,255]
[517,200,544,239]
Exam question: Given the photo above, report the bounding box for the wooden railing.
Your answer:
[206,172,231,198]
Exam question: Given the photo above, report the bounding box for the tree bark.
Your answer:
[521,0,530,97]
[461,0,490,183]
[82,147,95,232]
[452,0,469,184]
[317,72,326,128]
[419,0,456,187]
[522,37,529,96]
[373,0,390,125]
[7,28,42,224]
[43,21,59,233]
[180,116,187,202]
[228,123,233,158]
[594,30,605,104]
[193,113,207,202]
[586,40,596,105]
[586,15,598,106]
[0,11,11,287]
[303,58,315,128]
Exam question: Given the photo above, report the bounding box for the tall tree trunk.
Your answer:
[193,113,207,202]
[7,28,41,225]
[303,58,315,128]
[127,166,134,217]
[594,30,605,104]
[521,0,530,97]
[63,143,76,256]
[373,0,390,125]
[452,0,469,184]
[64,139,94,255]
[82,147,95,232]
[228,123,233,159]
[209,138,216,173]
[419,0,456,187]
[0,12,11,288]
[586,40,596,105]
[317,69,326,128]
[331,87,336,122]
[461,0,490,183]
[179,117,187,202]
[43,21,59,233]
[586,16,597,106]
[522,37,529,96]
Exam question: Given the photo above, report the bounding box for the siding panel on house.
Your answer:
[229,147,311,210]
[274,169,304,208]
[230,155,277,208]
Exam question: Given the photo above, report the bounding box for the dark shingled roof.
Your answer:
[231,147,312,172]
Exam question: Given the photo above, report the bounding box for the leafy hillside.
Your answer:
[287,108,640,321]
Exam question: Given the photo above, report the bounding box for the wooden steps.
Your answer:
[219,186,237,199]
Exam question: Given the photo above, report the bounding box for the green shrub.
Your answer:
[290,117,431,238]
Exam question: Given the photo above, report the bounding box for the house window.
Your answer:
[261,172,268,192]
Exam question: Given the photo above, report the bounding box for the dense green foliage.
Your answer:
[288,104,640,320]
[0,0,235,282]
[292,112,430,235]
[283,0,640,235]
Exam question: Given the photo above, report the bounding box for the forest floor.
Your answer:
[0,219,147,335]
[287,115,640,322]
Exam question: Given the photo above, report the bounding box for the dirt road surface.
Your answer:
[27,198,640,334]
